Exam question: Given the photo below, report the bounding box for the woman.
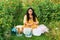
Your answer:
[23,7,49,37]
[23,7,39,37]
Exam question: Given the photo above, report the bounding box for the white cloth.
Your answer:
[32,24,49,36]
[23,28,32,34]
[15,24,49,36]
[32,28,42,36]
[23,28,32,37]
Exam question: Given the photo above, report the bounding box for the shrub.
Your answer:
[0,0,22,40]
[38,1,60,24]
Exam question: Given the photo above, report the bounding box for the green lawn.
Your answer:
[10,34,49,40]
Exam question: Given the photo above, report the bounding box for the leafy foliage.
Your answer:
[38,1,60,24]
[0,0,22,40]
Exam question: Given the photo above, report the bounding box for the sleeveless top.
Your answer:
[23,15,39,29]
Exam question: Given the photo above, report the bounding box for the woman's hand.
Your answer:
[27,24,32,27]
[33,22,39,25]
[25,22,32,27]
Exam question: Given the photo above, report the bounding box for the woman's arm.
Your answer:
[23,15,27,24]
[33,18,39,25]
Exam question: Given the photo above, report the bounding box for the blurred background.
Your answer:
[0,0,60,40]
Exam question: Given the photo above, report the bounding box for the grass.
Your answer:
[10,34,49,40]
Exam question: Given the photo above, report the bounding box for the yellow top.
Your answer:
[23,15,39,29]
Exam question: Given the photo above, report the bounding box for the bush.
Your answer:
[38,1,60,24]
[0,0,22,40]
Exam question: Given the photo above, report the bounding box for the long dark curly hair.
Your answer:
[26,7,37,22]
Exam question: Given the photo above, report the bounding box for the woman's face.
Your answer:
[28,9,33,15]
